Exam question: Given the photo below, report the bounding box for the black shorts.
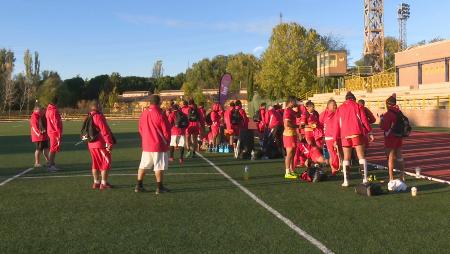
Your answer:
[35,140,49,150]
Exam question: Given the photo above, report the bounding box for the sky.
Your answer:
[1,0,449,80]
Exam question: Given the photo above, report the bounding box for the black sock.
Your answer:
[137,180,143,187]
[170,146,175,158]
[157,182,162,189]
[180,147,185,158]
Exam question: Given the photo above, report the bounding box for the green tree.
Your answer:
[226,53,260,92]
[257,23,325,99]
[0,49,16,113]
[63,76,85,107]
[384,36,400,70]
[152,60,163,78]
[37,74,64,106]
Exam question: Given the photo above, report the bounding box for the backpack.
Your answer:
[390,110,412,137]
[81,113,99,142]
[175,111,189,129]
[253,109,262,122]
[205,112,213,126]
[188,108,199,122]
[38,114,47,133]
[231,109,241,125]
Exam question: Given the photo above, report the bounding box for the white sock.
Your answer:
[94,180,100,184]
[101,180,107,185]
[342,160,350,183]
[359,159,368,182]
[285,168,290,174]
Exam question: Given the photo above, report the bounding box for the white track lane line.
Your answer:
[19,172,221,179]
[197,153,334,254]
[0,168,34,186]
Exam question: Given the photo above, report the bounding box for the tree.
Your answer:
[257,23,326,99]
[152,60,164,78]
[0,49,16,113]
[321,33,347,51]
[63,76,85,107]
[384,36,400,70]
[37,74,63,106]
[226,53,260,92]
[23,50,41,112]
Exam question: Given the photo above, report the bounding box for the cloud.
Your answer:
[116,13,277,35]
[252,46,264,54]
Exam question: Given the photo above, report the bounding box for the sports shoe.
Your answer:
[185,151,192,158]
[155,186,170,195]
[47,165,59,173]
[179,158,184,165]
[169,157,174,162]
[92,183,101,189]
[34,164,42,168]
[100,183,113,190]
[341,181,349,187]
[135,185,146,193]
[284,173,297,179]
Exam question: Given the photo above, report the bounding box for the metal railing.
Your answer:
[345,71,396,92]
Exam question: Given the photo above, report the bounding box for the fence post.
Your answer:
[436,96,440,109]
[448,95,450,109]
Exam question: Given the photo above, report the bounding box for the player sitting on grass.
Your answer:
[46,97,63,172]
[283,96,299,179]
[380,94,407,189]
[168,104,188,164]
[87,100,116,190]
[335,92,373,187]
[30,104,49,168]
[136,95,171,194]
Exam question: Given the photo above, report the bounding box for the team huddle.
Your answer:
[29,91,409,193]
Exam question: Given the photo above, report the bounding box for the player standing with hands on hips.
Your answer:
[136,95,171,194]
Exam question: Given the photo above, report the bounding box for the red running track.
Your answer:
[367,129,450,182]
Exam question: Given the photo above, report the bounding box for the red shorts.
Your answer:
[283,135,297,149]
[49,136,61,153]
[384,136,403,149]
[186,126,200,135]
[341,135,363,148]
[89,148,111,171]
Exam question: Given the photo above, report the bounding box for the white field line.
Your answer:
[0,168,34,186]
[197,153,334,254]
[367,163,450,185]
[20,172,221,180]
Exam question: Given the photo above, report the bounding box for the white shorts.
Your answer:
[170,135,185,147]
[138,152,168,171]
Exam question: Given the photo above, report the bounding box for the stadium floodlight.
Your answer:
[398,2,411,51]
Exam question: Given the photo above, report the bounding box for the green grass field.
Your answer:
[0,121,449,254]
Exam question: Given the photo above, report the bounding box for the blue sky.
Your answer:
[1,0,449,79]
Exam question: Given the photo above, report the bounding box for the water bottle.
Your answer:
[251,150,256,160]
[224,145,229,153]
[244,165,249,180]
[219,144,223,153]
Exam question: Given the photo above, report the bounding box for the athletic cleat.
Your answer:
[134,185,146,193]
[47,165,59,172]
[284,173,298,179]
[179,158,184,165]
[155,186,170,195]
[34,164,42,168]
[100,183,113,190]
[169,157,174,162]
[92,183,100,189]
[341,181,349,187]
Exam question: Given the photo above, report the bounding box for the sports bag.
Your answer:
[188,108,199,122]
[390,110,412,137]
[175,111,189,128]
[81,113,99,142]
[231,109,241,125]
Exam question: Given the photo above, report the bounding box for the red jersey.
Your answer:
[88,110,115,149]
[380,105,401,138]
[283,107,297,136]
[30,111,48,142]
[265,108,282,129]
[168,110,185,136]
[46,103,63,138]
[319,109,338,139]
[364,107,376,124]
[138,105,171,152]
[335,100,372,140]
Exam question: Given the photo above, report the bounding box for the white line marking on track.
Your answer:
[20,172,221,179]
[0,168,34,186]
[197,153,334,254]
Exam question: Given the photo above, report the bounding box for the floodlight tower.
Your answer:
[364,0,385,73]
[398,3,410,51]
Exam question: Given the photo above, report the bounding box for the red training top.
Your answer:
[30,110,48,142]
[88,110,115,149]
[139,105,171,152]
[46,103,63,138]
